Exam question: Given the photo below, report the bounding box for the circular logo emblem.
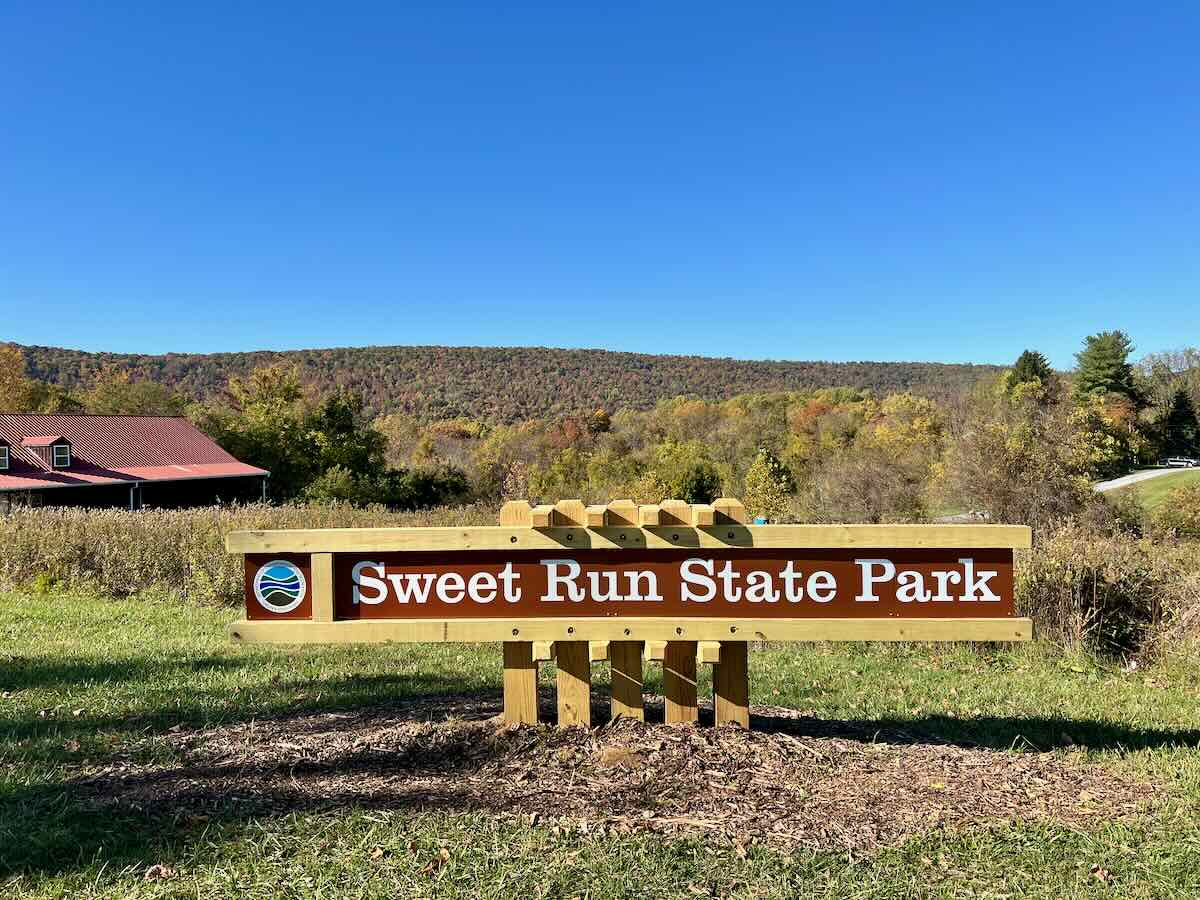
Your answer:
[253,560,306,614]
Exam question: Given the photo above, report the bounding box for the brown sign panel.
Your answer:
[246,549,1014,621]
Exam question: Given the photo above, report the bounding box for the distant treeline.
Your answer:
[15,343,1000,422]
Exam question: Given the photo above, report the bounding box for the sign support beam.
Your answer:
[232,498,1033,731]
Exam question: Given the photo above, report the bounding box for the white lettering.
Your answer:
[931,569,962,602]
[499,562,521,603]
[780,560,804,602]
[351,560,387,605]
[896,570,931,603]
[717,560,743,602]
[960,558,1000,602]
[807,570,836,603]
[680,558,716,603]
[388,572,436,604]
[745,570,780,603]
[626,570,663,603]
[436,571,465,604]
[855,559,896,602]
[587,570,619,602]
[540,559,584,602]
[468,571,497,603]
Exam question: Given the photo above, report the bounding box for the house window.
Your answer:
[0,446,8,470]
[52,445,71,468]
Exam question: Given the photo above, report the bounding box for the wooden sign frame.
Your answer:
[227,498,1032,729]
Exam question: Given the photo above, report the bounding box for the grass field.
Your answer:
[3,590,1200,898]
[1113,468,1200,513]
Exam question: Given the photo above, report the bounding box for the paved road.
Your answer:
[1094,468,1189,493]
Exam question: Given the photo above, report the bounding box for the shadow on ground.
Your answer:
[1,684,1190,880]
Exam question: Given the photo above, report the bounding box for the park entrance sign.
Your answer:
[228,498,1032,728]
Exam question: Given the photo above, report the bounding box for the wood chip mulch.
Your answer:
[73,698,1161,853]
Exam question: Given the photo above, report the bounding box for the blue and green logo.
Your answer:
[253,560,306,614]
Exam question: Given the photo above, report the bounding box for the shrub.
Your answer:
[803,449,927,523]
[1153,483,1200,535]
[0,502,496,605]
[1016,521,1200,655]
[937,416,1093,532]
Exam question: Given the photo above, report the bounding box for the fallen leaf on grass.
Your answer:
[421,847,451,875]
[143,864,176,881]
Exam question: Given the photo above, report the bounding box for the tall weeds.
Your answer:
[3,503,1198,656]
[0,503,495,604]
[1016,521,1200,655]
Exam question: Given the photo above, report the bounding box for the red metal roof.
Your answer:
[21,436,65,447]
[0,414,268,492]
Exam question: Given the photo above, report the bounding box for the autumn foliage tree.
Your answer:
[85,367,187,416]
[743,449,793,520]
[0,344,82,413]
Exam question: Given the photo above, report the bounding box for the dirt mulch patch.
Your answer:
[74,699,1160,853]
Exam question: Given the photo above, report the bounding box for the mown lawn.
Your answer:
[1114,468,1200,513]
[2,589,1200,898]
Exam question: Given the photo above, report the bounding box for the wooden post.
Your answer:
[499,500,533,527]
[714,640,749,727]
[555,640,592,727]
[503,641,538,725]
[663,640,698,723]
[713,497,748,524]
[499,500,538,724]
[310,552,335,623]
[554,499,587,526]
[659,499,690,526]
[606,499,638,527]
[609,640,644,721]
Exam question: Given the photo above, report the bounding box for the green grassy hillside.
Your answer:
[1114,469,1200,512]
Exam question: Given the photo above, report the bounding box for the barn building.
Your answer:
[0,414,268,511]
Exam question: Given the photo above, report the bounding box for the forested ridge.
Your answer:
[15,343,998,422]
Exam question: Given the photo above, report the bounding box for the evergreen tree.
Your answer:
[1011,350,1055,386]
[676,462,720,505]
[1163,388,1200,457]
[1073,331,1140,404]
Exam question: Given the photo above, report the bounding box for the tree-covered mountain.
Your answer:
[14,342,1000,423]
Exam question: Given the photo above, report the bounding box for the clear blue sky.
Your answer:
[2,3,1197,369]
